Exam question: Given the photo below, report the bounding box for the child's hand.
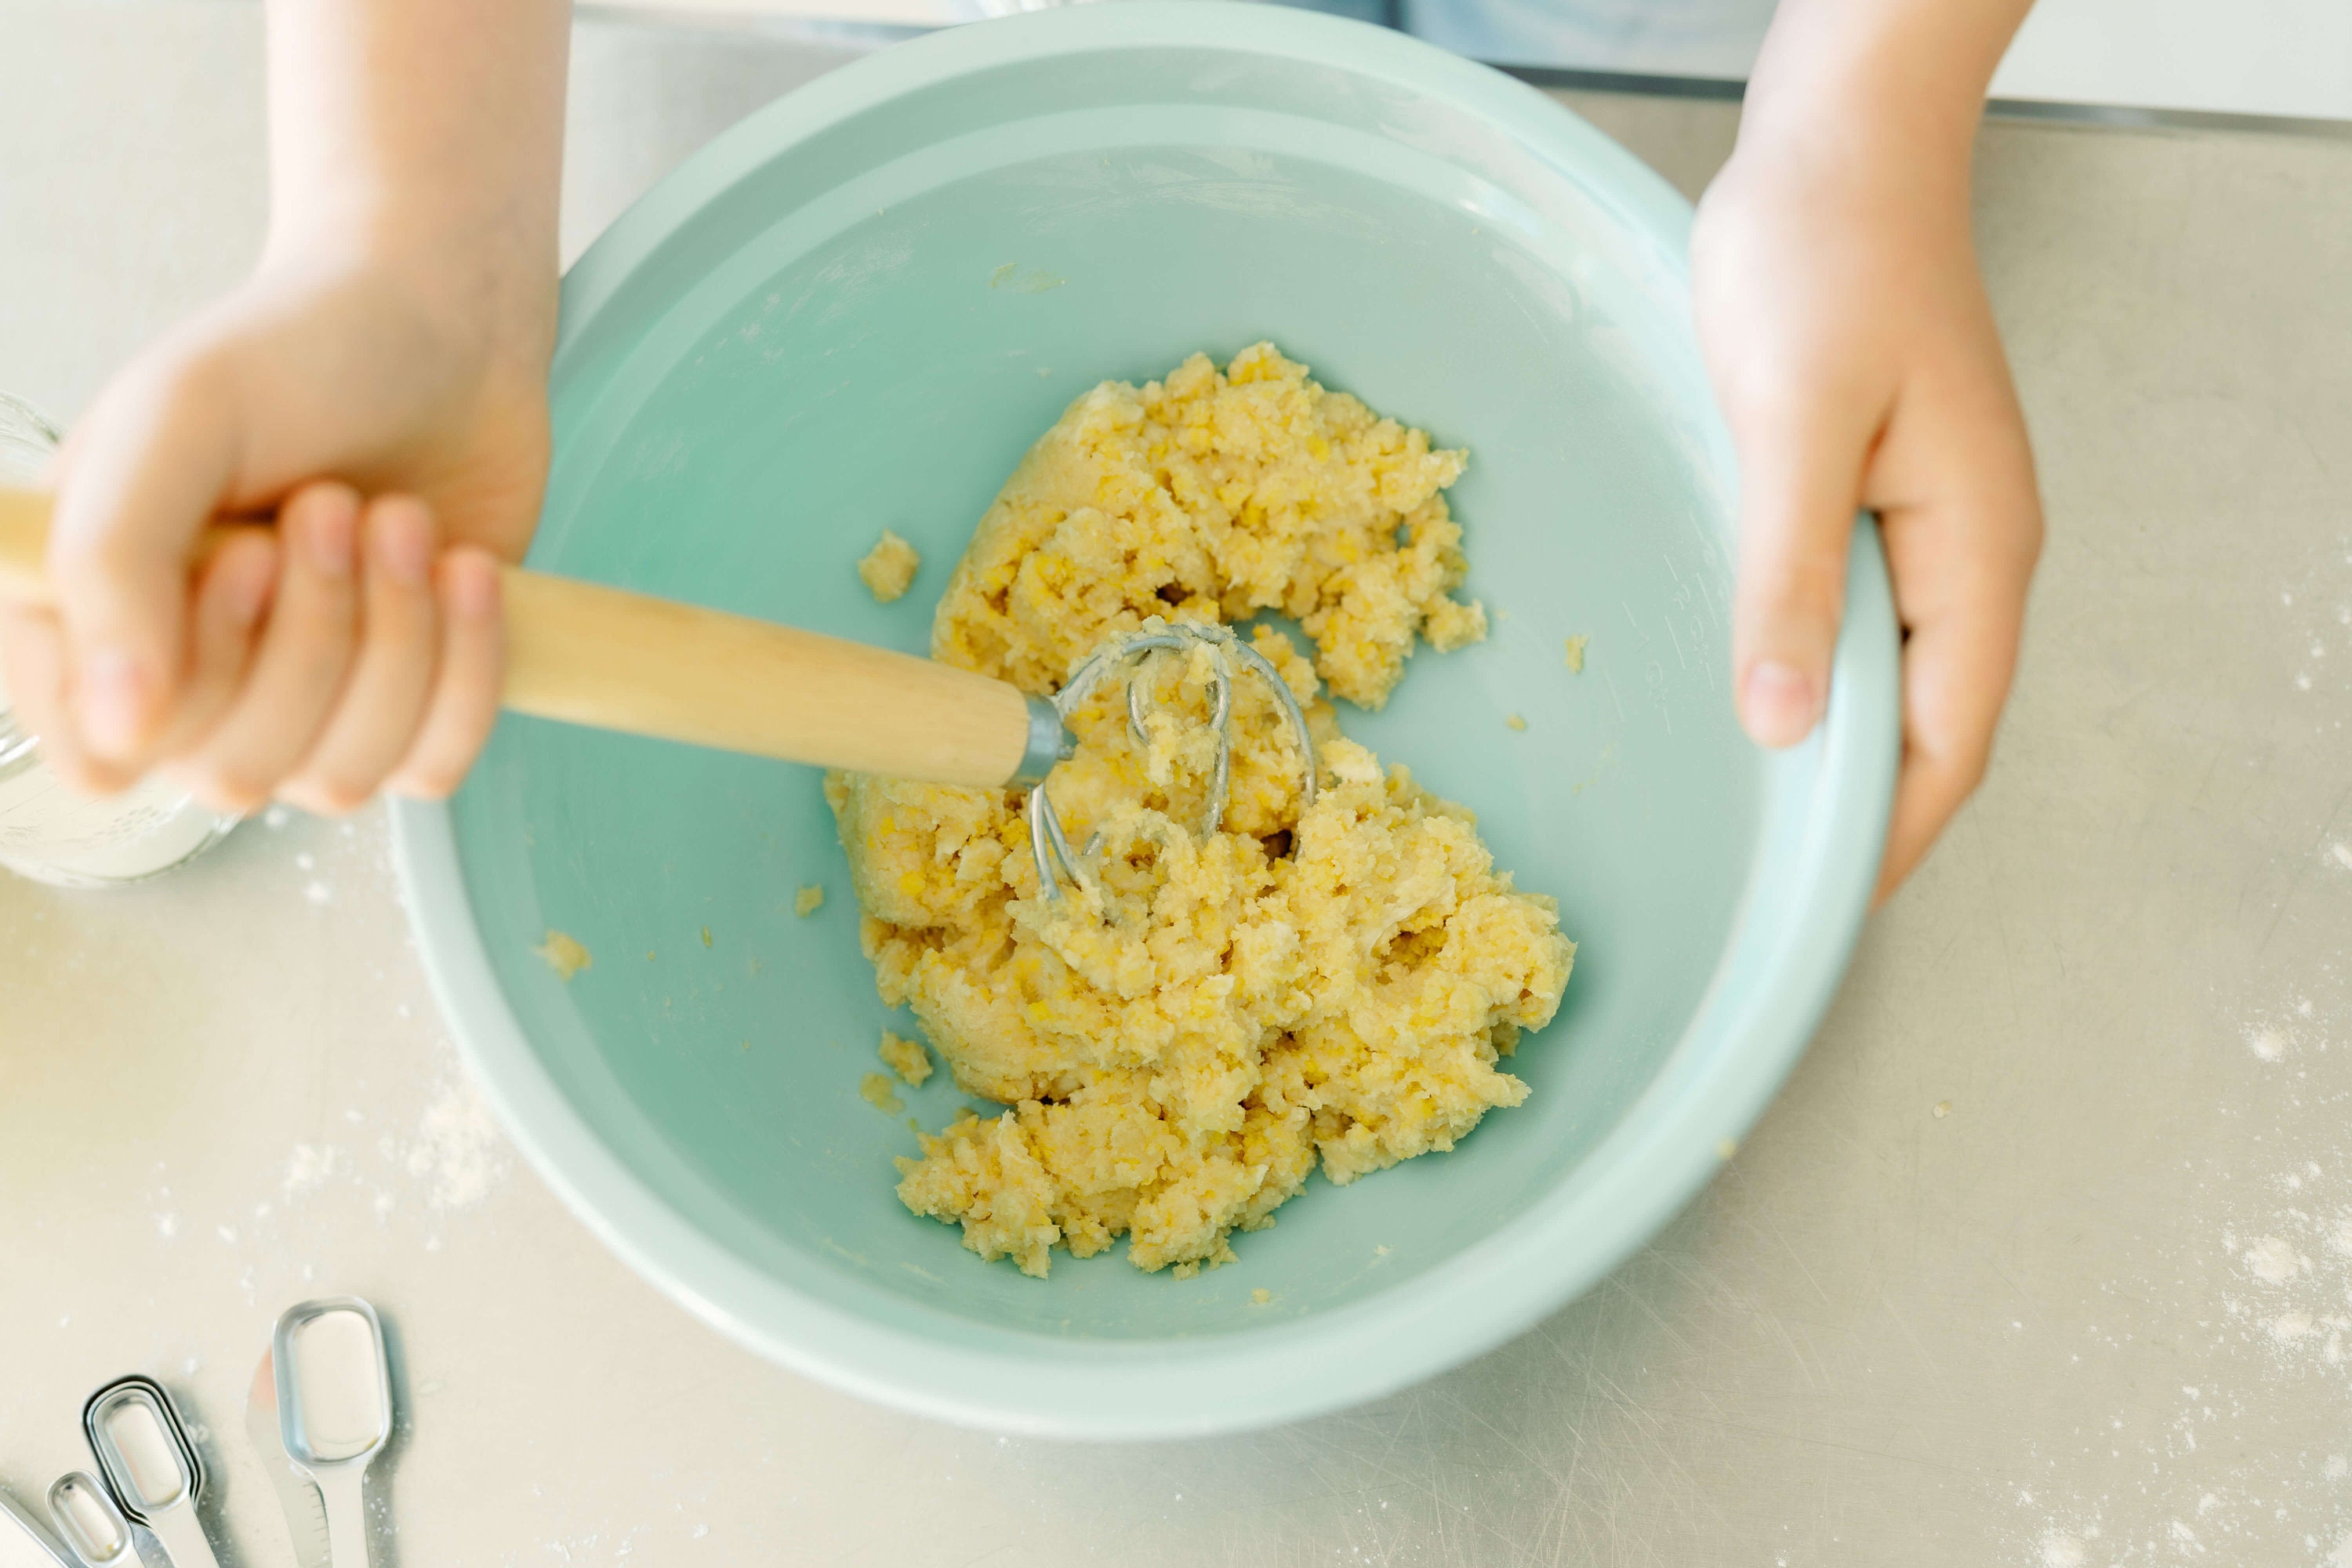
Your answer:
[0,253,550,814]
[1692,0,2043,900]
[0,0,567,816]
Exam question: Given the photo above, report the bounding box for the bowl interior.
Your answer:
[445,23,1761,1349]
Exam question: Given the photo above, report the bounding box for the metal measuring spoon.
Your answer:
[245,1348,330,1568]
[43,1475,134,1568]
[271,1298,391,1568]
[0,1485,74,1568]
[78,1377,219,1568]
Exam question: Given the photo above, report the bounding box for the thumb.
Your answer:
[1726,388,1878,749]
[47,347,242,764]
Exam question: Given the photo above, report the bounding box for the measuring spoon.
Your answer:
[245,1346,329,1568]
[43,1475,134,1568]
[79,1377,218,1568]
[272,1298,392,1568]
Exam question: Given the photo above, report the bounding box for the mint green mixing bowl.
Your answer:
[390,2,1896,1437]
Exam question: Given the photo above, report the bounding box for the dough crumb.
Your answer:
[1715,1138,1738,1160]
[880,1030,933,1087]
[794,884,826,916]
[533,930,591,981]
[1250,1287,1272,1305]
[857,529,921,603]
[1933,1100,1952,1118]
[1504,713,1527,731]
[931,341,1480,709]
[859,1073,904,1114]
[1563,634,1588,673]
[843,345,1572,1280]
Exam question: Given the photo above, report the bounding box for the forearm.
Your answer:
[260,0,572,357]
[1740,0,2036,195]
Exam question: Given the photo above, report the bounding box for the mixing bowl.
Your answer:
[391,1,1896,1437]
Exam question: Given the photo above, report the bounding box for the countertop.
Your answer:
[3,5,2350,1565]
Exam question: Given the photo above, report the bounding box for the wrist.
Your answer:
[1731,0,2026,213]
[258,207,557,377]
[1732,83,1976,220]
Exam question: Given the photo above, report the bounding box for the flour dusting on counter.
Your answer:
[2009,975,2352,1563]
[406,1064,510,1210]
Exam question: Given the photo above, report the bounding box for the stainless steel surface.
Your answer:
[1,5,2347,1564]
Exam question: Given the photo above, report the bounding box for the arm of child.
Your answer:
[0,0,572,814]
[1691,0,2045,900]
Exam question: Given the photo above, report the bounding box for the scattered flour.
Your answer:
[2038,1531,2085,1568]
[282,1143,341,1200]
[2013,955,2352,1565]
[2242,1234,2303,1283]
[405,1067,510,1210]
[2267,1309,2315,1344]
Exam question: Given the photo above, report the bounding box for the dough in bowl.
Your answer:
[831,345,1573,1277]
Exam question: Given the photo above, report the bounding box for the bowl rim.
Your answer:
[390,0,1899,1439]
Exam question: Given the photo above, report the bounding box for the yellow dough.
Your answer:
[879,1029,933,1087]
[858,529,921,603]
[832,345,1573,1279]
[533,929,592,981]
[931,340,1485,709]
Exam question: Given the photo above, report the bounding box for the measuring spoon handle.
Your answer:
[141,1508,222,1568]
[314,1469,370,1568]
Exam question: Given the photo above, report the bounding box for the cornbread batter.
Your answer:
[832,345,1573,1278]
[879,1029,932,1087]
[858,529,920,603]
[931,341,1486,708]
[533,929,591,981]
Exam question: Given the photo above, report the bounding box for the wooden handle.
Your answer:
[0,485,1036,788]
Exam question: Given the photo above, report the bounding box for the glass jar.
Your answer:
[0,394,238,886]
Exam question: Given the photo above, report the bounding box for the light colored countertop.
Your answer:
[3,5,2350,1565]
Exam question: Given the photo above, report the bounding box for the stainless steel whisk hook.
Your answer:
[1018,621,1317,900]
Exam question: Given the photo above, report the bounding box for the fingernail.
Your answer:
[1742,660,1820,747]
[78,649,151,754]
[306,496,357,578]
[375,508,432,586]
